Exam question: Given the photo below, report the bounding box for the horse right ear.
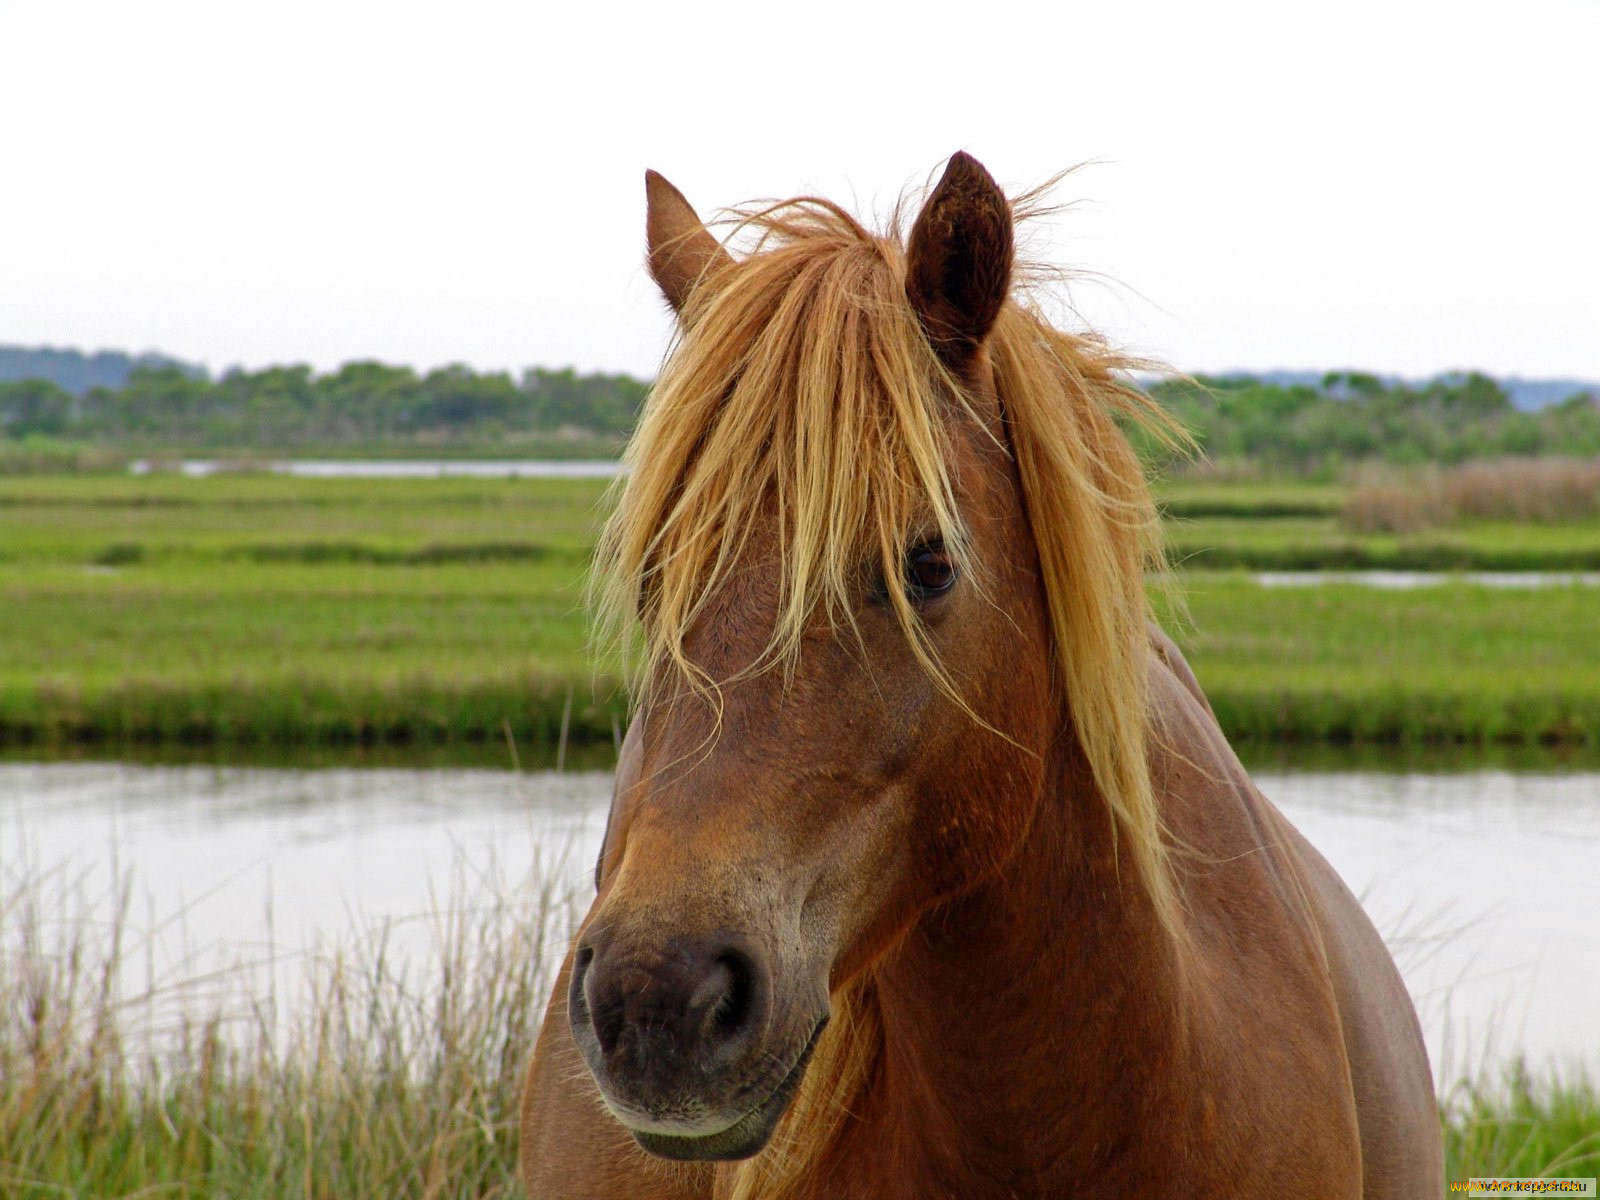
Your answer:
[905,152,1014,368]
[645,169,733,313]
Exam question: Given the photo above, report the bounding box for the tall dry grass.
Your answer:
[0,852,580,1199]
[1442,457,1600,522]
[1343,457,1600,533]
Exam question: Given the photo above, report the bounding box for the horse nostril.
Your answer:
[571,941,621,1054]
[571,943,595,1010]
[709,951,754,1035]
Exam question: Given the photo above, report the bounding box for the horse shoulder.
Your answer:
[1147,628,1442,1195]
[1261,812,1445,1198]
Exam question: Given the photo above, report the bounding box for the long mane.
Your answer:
[593,180,1186,1194]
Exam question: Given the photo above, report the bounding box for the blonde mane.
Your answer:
[593,183,1186,1196]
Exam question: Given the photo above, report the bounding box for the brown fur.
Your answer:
[520,155,1442,1198]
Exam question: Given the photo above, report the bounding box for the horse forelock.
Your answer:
[593,197,974,707]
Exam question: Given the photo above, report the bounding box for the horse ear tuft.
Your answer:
[904,152,1014,367]
[645,169,733,313]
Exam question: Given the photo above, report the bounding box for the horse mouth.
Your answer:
[629,1017,827,1162]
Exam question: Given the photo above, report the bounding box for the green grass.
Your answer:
[3,473,1599,748]
[0,474,612,563]
[1154,477,1600,569]
[0,476,621,750]
[1171,576,1600,744]
[1166,514,1600,571]
[1154,477,1347,518]
[1443,1067,1600,1186]
[0,559,613,747]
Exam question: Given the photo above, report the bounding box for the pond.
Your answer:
[127,458,623,478]
[1253,570,1600,589]
[2,757,1595,1085]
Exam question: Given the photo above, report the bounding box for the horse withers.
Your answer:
[520,154,1443,1199]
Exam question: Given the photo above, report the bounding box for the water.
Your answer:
[0,763,606,1031]
[1253,570,1600,589]
[127,458,622,479]
[2,760,1595,1083]
[1254,768,1600,1083]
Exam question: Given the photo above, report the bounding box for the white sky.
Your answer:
[2,0,1597,382]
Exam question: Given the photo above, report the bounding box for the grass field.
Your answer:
[1164,577,1600,743]
[2,473,1598,747]
[1167,514,1600,570]
[0,434,626,474]
[1158,466,1600,568]
[0,476,617,750]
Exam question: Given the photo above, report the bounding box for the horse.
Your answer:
[520,153,1443,1199]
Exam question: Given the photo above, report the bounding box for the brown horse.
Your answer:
[521,154,1442,1199]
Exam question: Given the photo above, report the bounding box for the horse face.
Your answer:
[567,154,1051,1161]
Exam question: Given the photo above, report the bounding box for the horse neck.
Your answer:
[836,736,1191,1191]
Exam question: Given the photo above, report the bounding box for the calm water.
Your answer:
[2,760,1595,1083]
[1253,570,1600,589]
[127,458,622,479]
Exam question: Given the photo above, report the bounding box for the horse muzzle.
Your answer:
[568,923,828,1161]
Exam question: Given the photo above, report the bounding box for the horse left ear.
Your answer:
[905,152,1014,367]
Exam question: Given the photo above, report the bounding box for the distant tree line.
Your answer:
[1138,371,1600,474]
[2,347,1598,473]
[0,346,206,395]
[0,361,648,448]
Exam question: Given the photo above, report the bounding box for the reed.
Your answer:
[1442,457,1600,523]
[1342,476,1440,535]
[1344,457,1600,533]
[0,852,580,1198]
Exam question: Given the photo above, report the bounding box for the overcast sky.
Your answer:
[3,0,1596,382]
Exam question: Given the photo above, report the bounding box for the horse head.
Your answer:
[567,153,1163,1163]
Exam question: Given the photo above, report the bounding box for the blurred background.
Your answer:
[1,1,1596,1194]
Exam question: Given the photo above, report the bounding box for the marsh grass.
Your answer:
[0,439,125,476]
[1345,458,1600,534]
[3,474,1600,747]
[3,669,624,750]
[1163,576,1600,745]
[1443,1066,1600,1182]
[1167,514,1600,571]
[1155,479,1346,519]
[1442,458,1600,523]
[0,849,580,1198]
[230,541,580,566]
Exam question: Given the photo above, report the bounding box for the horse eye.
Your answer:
[904,543,957,599]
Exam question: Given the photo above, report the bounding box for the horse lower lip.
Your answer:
[629,1017,827,1162]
